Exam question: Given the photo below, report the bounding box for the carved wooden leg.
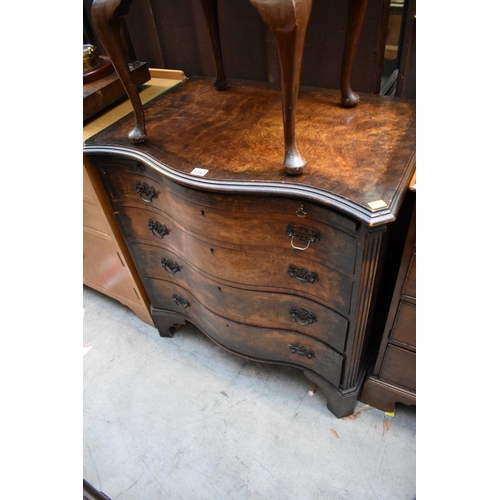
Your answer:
[340,0,369,108]
[303,371,361,418]
[250,0,312,175]
[151,307,186,338]
[91,0,146,143]
[199,0,228,90]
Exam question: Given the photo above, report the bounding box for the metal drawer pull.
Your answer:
[136,181,157,203]
[172,294,190,309]
[288,343,315,359]
[286,223,320,251]
[148,219,169,239]
[288,264,319,283]
[295,204,307,217]
[289,306,317,326]
[161,258,180,274]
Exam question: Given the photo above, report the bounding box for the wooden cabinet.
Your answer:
[361,184,416,412]
[83,69,186,326]
[83,156,154,326]
[84,77,415,418]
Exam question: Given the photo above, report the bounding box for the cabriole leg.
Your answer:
[199,0,228,90]
[250,0,313,175]
[151,307,186,338]
[340,0,369,107]
[91,0,146,143]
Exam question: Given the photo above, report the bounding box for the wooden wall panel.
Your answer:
[213,0,268,82]
[126,0,166,68]
[84,0,391,94]
[396,0,416,99]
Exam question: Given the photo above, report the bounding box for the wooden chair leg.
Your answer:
[340,0,369,108]
[199,0,228,90]
[250,0,313,175]
[91,0,147,143]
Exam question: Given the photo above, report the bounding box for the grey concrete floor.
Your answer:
[83,285,416,500]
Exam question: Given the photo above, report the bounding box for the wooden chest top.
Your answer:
[84,77,416,226]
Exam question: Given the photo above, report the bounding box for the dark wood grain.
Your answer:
[85,77,416,225]
[379,345,415,390]
[145,278,345,387]
[141,263,349,352]
[85,79,415,418]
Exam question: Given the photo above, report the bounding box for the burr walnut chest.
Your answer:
[83,77,416,417]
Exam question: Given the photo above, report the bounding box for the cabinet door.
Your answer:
[83,160,154,326]
[83,230,142,305]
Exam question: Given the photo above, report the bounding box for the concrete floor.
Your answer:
[83,285,416,500]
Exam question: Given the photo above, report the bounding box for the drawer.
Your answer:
[137,244,348,353]
[379,345,416,391]
[98,164,358,276]
[390,300,416,349]
[402,253,416,299]
[101,167,167,208]
[117,207,354,314]
[148,279,344,387]
[95,157,359,233]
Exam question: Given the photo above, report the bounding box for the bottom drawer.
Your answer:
[147,278,344,387]
[379,344,416,391]
[137,244,348,353]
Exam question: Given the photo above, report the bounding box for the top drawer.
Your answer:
[95,159,359,277]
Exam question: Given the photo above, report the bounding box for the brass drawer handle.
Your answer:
[289,306,317,326]
[288,264,319,283]
[288,343,315,359]
[286,223,320,251]
[295,204,307,217]
[148,219,169,239]
[172,294,190,309]
[136,181,157,203]
[161,258,180,274]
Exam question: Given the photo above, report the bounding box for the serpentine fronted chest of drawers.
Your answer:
[83,78,416,418]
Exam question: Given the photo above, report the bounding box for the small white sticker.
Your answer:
[368,199,388,210]
[190,168,209,177]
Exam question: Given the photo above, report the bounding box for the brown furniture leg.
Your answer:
[151,307,187,338]
[304,371,361,419]
[91,0,147,143]
[250,0,313,175]
[340,0,369,107]
[199,0,228,90]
